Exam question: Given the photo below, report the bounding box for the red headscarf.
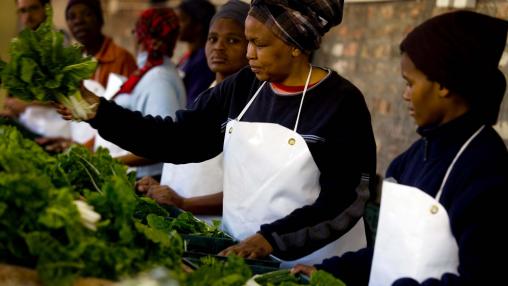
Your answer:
[116,8,180,95]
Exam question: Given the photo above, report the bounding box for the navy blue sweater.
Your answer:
[316,113,508,286]
[89,67,376,259]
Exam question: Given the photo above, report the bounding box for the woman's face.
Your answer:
[244,15,294,82]
[205,18,248,78]
[400,53,445,127]
[66,3,102,46]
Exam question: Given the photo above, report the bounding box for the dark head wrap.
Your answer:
[135,7,180,59]
[178,0,216,40]
[211,0,250,27]
[249,0,344,53]
[65,0,104,26]
[400,10,508,125]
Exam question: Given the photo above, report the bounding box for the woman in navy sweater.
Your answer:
[293,10,508,286]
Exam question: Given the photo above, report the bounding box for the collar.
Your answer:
[94,37,115,63]
[417,112,484,160]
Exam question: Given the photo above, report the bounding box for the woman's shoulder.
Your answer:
[321,68,363,95]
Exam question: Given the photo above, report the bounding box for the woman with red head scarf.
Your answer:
[95,7,186,180]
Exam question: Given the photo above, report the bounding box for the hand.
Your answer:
[35,136,75,153]
[146,185,184,208]
[291,264,317,276]
[135,176,160,193]
[54,84,101,121]
[1,97,29,117]
[218,233,273,259]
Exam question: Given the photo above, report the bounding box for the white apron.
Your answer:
[160,154,224,224]
[369,126,485,286]
[223,66,366,267]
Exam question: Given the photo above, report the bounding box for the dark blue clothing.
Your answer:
[178,48,215,108]
[316,113,508,286]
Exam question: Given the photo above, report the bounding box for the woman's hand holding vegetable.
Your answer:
[218,233,273,259]
[56,84,100,121]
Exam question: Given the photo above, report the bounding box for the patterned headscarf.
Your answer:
[249,0,344,53]
[135,7,180,60]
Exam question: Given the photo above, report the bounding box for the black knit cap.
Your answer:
[65,0,104,26]
[400,10,508,125]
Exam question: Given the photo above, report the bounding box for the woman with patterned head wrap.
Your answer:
[95,7,186,181]
[59,0,376,267]
[293,11,508,286]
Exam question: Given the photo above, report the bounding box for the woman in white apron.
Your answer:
[58,0,377,267]
[135,0,251,224]
[292,11,508,286]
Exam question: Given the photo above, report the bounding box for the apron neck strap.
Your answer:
[436,125,485,201]
[293,64,313,132]
[237,81,267,120]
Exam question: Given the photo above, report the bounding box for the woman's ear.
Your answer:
[437,83,450,98]
[291,47,302,57]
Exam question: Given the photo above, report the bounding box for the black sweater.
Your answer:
[89,67,376,259]
[316,113,508,286]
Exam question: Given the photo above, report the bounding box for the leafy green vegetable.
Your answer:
[309,270,346,286]
[184,255,252,286]
[0,6,97,119]
[0,126,185,285]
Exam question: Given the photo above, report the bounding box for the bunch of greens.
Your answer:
[165,212,227,238]
[57,145,136,193]
[253,269,346,286]
[183,255,252,286]
[0,126,185,286]
[0,6,97,119]
[121,256,253,286]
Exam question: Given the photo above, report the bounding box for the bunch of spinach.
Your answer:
[0,126,185,285]
[0,6,97,120]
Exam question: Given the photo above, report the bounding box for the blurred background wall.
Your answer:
[1,0,507,175]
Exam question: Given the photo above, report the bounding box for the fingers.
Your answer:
[290,264,317,276]
[54,103,74,120]
[36,137,73,152]
[135,176,159,193]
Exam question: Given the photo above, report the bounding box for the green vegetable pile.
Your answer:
[0,126,184,286]
[0,6,97,120]
[254,269,346,286]
[121,255,253,286]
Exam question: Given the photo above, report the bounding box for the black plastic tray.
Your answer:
[183,234,237,254]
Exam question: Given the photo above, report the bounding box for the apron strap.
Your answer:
[293,64,313,132]
[237,82,267,120]
[435,125,485,201]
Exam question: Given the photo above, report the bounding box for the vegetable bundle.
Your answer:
[0,126,184,286]
[0,6,97,119]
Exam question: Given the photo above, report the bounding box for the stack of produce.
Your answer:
[0,126,184,286]
[0,6,96,120]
